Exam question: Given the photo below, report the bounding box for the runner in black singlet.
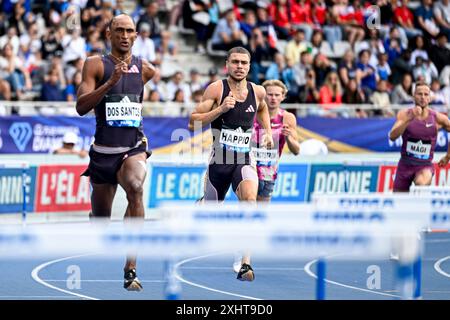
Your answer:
[76,14,156,291]
[188,47,273,281]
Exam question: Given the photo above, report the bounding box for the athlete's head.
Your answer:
[226,47,251,82]
[414,83,431,108]
[262,80,287,110]
[107,14,137,55]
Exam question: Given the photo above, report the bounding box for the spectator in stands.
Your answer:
[413,57,438,85]
[0,78,11,101]
[376,53,391,81]
[294,50,313,97]
[203,66,219,89]
[415,0,440,38]
[338,49,358,88]
[333,0,364,47]
[429,32,450,74]
[0,26,20,55]
[319,70,342,107]
[309,30,326,58]
[181,0,214,54]
[342,78,368,117]
[298,68,319,104]
[41,27,64,60]
[285,29,308,66]
[132,23,159,66]
[391,73,414,105]
[191,89,204,103]
[0,42,32,100]
[267,0,294,40]
[62,27,86,64]
[311,0,327,27]
[394,0,423,43]
[430,77,448,114]
[255,6,278,49]
[295,0,314,42]
[53,131,87,158]
[371,79,394,117]
[148,89,162,102]
[210,9,246,52]
[391,49,413,84]
[187,69,203,95]
[356,28,385,68]
[65,71,82,102]
[265,52,285,81]
[137,1,164,47]
[249,27,273,84]
[409,35,429,66]
[356,49,378,96]
[434,0,450,40]
[384,27,404,67]
[239,8,258,40]
[145,69,168,101]
[313,53,333,88]
[40,69,65,101]
[323,2,343,49]
[166,70,191,104]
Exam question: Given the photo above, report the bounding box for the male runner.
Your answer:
[76,14,155,291]
[188,47,273,281]
[252,80,300,202]
[389,83,450,192]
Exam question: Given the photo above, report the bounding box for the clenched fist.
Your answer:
[219,91,236,113]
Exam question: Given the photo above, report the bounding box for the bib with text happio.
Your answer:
[219,128,252,153]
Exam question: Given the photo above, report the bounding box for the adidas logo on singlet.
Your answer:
[245,105,255,112]
[127,65,139,73]
[235,126,244,133]
[120,96,131,103]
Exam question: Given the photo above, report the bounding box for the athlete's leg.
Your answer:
[117,152,148,291]
[233,165,258,281]
[256,180,274,202]
[393,162,415,192]
[414,167,434,186]
[90,183,117,218]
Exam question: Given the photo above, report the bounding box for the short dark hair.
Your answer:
[226,47,251,61]
[108,14,135,31]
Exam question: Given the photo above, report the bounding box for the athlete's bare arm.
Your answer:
[282,111,300,155]
[389,108,416,141]
[436,112,450,167]
[188,80,235,131]
[254,85,273,148]
[141,58,156,84]
[76,55,127,116]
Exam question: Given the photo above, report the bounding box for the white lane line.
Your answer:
[180,266,304,271]
[31,253,99,300]
[304,259,401,299]
[42,279,165,283]
[173,252,262,300]
[0,296,81,299]
[434,256,450,279]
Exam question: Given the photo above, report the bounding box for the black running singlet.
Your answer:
[94,55,145,148]
[210,79,258,164]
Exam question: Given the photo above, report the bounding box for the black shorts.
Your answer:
[203,163,258,201]
[82,142,151,185]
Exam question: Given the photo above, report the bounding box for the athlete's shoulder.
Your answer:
[205,79,224,92]
[85,54,103,65]
[251,83,266,99]
[283,109,297,124]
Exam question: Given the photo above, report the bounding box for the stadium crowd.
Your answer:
[1,0,450,117]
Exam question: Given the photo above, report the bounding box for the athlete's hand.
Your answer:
[262,132,274,149]
[408,106,423,121]
[219,91,236,113]
[281,124,294,138]
[438,154,450,167]
[107,61,128,87]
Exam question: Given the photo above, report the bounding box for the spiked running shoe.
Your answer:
[237,263,255,281]
[124,269,143,291]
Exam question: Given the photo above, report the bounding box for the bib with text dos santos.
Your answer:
[210,80,258,164]
[400,108,438,165]
[94,55,146,148]
[251,108,286,181]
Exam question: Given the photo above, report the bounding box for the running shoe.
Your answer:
[124,268,143,291]
[237,263,255,281]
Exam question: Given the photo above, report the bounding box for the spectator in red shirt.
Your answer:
[394,0,423,43]
[319,71,343,107]
[294,0,313,42]
[268,0,295,39]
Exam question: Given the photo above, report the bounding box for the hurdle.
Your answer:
[0,202,422,300]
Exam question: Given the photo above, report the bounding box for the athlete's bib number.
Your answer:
[251,147,278,165]
[105,101,142,127]
[219,129,251,152]
[406,140,431,160]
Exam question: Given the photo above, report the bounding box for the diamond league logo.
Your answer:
[9,122,32,152]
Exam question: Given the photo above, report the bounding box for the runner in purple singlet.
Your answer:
[389,83,450,192]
